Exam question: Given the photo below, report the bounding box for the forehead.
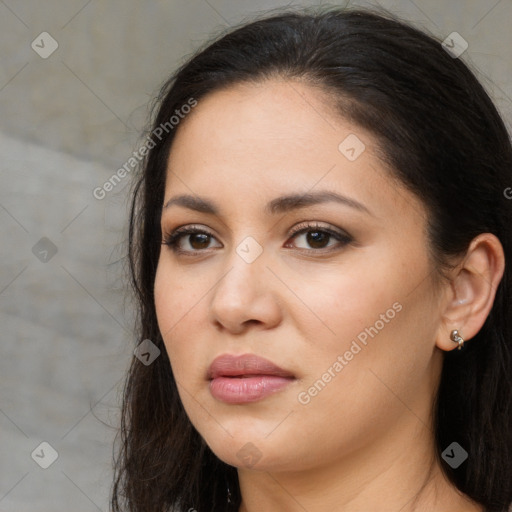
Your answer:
[164,79,425,224]
[170,79,347,161]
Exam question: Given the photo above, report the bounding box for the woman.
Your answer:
[111,6,512,512]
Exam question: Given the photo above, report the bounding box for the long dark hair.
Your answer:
[111,6,512,512]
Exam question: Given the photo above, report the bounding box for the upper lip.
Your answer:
[208,353,295,379]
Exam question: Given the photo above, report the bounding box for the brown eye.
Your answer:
[303,230,331,249]
[188,233,212,250]
[162,222,353,256]
[287,222,353,252]
[162,226,221,253]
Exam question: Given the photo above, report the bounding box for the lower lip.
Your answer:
[209,375,294,404]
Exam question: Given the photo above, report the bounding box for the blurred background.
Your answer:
[0,1,510,510]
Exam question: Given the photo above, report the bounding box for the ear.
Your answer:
[435,233,505,352]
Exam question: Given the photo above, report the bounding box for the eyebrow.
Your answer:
[162,190,372,217]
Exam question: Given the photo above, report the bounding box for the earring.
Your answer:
[450,329,465,350]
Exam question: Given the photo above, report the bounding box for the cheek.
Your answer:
[285,252,405,354]
[154,264,178,331]
[154,262,198,367]
[154,257,207,329]
[293,245,436,401]
[290,278,437,462]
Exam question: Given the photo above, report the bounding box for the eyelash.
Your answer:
[161,222,353,256]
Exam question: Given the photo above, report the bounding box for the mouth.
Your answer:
[207,353,296,404]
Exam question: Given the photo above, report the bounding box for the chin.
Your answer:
[199,427,302,472]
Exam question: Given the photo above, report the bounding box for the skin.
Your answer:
[154,79,504,511]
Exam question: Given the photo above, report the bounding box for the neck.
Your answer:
[237,415,483,512]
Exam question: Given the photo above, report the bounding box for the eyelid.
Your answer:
[161,221,353,254]
[162,224,220,247]
[288,221,351,240]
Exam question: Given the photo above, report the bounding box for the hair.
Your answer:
[110,6,512,512]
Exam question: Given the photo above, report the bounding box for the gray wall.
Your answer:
[1,1,510,510]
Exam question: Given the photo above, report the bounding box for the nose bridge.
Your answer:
[217,233,267,298]
[208,231,279,331]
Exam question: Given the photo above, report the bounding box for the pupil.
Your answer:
[191,233,210,249]
[307,231,328,248]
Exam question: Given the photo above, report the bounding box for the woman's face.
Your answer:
[154,79,446,472]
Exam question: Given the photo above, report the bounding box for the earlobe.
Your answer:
[435,233,505,352]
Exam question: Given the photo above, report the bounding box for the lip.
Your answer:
[208,353,295,404]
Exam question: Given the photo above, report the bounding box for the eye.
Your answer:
[161,222,353,255]
[285,222,353,252]
[162,225,220,254]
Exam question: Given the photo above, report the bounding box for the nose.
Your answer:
[208,245,282,334]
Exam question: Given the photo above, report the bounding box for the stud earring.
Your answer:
[450,329,465,350]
